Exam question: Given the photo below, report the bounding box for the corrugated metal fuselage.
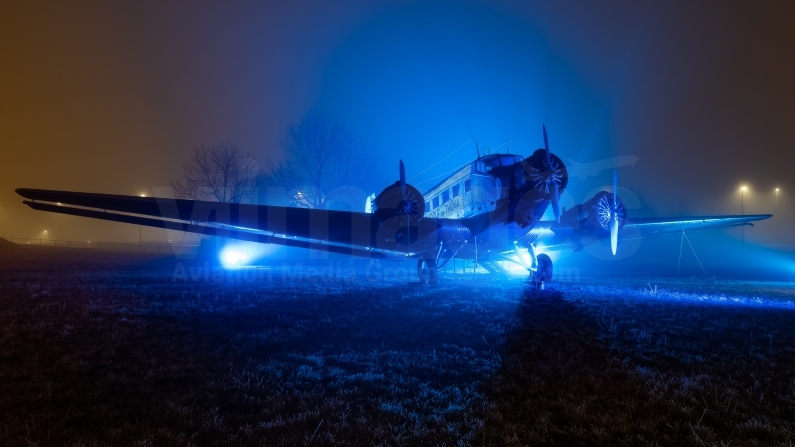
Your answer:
[419,153,561,262]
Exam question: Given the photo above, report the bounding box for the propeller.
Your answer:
[374,160,425,230]
[610,170,619,255]
[396,159,420,217]
[542,125,561,223]
[397,160,411,247]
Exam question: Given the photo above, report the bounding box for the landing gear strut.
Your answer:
[531,253,553,290]
[417,258,438,284]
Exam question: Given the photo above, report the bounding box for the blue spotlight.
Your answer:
[220,247,250,267]
[218,241,280,268]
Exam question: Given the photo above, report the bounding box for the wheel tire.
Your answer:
[417,258,438,284]
[532,253,553,285]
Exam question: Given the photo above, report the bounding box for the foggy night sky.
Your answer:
[1,1,793,245]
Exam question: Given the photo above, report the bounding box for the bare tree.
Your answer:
[172,144,258,203]
[260,116,380,210]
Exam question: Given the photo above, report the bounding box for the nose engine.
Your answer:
[514,148,569,197]
[511,149,569,228]
[511,126,569,226]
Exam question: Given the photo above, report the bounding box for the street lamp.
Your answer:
[139,194,146,245]
[740,186,747,244]
[740,186,747,213]
[775,188,780,211]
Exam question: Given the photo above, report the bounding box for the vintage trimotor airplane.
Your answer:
[16,126,771,287]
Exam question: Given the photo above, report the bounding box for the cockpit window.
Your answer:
[476,155,521,172]
[500,156,518,166]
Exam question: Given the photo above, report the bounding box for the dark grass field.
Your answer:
[1,240,794,446]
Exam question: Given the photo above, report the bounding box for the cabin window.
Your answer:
[433,196,439,208]
[475,162,485,173]
[500,156,517,166]
[452,184,460,198]
[442,190,450,203]
[464,179,471,193]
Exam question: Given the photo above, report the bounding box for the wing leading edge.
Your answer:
[540,214,772,253]
[15,188,459,259]
[623,215,772,238]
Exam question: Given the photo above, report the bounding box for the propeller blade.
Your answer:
[611,170,618,255]
[610,217,619,256]
[542,125,551,166]
[551,182,560,223]
[399,160,406,198]
[613,170,617,209]
[543,125,560,222]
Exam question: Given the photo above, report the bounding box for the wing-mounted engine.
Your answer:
[580,191,627,232]
[372,160,428,248]
[373,182,425,226]
[373,160,425,227]
[565,171,625,255]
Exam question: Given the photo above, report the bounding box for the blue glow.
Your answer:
[315,1,611,196]
[221,248,249,267]
[219,241,280,268]
[539,203,556,222]
[630,286,795,310]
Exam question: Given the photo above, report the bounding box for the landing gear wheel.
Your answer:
[417,258,438,284]
[531,253,553,290]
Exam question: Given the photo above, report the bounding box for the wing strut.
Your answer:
[676,230,707,275]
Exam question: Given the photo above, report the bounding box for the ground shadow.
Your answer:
[475,285,795,446]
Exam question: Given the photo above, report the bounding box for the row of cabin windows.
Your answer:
[426,179,472,211]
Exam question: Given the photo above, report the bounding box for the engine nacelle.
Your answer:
[580,191,627,231]
[373,181,425,226]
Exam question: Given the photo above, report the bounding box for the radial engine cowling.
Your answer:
[580,191,627,232]
[514,149,569,196]
[373,182,425,226]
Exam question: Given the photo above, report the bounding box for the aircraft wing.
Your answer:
[621,215,771,238]
[543,214,772,252]
[15,188,459,259]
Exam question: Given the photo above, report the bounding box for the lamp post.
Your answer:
[740,186,746,244]
[775,188,780,211]
[139,194,146,245]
